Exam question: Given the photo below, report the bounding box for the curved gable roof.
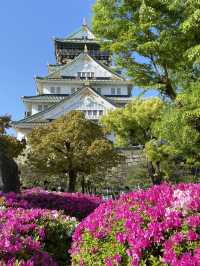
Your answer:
[39,52,124,81]
[13,86,117,125]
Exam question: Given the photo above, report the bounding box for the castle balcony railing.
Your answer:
[60,76,111,80]
[60,49,109,57]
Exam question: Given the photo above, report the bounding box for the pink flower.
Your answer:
[71,183,200,265]
[187,230,198,241]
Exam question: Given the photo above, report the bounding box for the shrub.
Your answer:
[0,205,77,266]
[71,183,200,266]
[3,188,102,220]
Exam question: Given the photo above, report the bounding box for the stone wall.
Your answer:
[106,147,145,188]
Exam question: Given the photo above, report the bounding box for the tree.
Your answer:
[181,0,200,64]
[102,98,164,146]
[0,115,25,158]
[0,115,11,134]
[27,111,122,192]
[101,98,165,184]
[146,82,200,180]
[93,0,200,99]
[0,115,24,193]
[93,0,200,184]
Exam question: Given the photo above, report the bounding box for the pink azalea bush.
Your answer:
[0,189,102,265]
[70,183,200,266]
[3,188,102,220]
[0,204,78,265]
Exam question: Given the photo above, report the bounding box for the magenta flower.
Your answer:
[71,183,200,266]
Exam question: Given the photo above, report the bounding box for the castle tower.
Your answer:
[13,20,133,140]
[54,19,111,66]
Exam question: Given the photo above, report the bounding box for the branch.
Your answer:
[53,145,66,155]
[149,55,161,77]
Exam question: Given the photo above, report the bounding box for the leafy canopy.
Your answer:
[0,115,11,134]
[27,111,121,192]
[93,0,200,99]
[101,98,164,147]
[148,82,200,170]
[0,115,25,158]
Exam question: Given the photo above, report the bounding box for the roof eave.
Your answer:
[36,78,133,85]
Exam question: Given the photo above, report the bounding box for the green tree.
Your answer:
[93,0,200,184]
[0,115,25,158]
[102,98,164,146]
[101,98,164,184]
[181,0,200,64]
[93,0,200,99]
[146,83,200,180]
[27,111,121,192]
[0,115,11,134]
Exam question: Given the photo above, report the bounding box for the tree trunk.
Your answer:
[81,176,85,194]
[165,82,176,101]
[147,160,162,185]
[153,161,162,185]
[87,181,92,194]
[68,169,77,192]
[158,71,176,100]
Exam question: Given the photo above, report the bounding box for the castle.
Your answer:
[13,20,133,139]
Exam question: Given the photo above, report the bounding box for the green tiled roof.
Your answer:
[22,94,69,102]
[55,39,99,44]
[54,24,98,42]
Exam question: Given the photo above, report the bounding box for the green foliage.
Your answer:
[27,111,122,192]
[0,115,11,134]
[126,156,151,189]
[93,0,200,99]
[0,135,25,158]
[0,115,25,158]
[93,0,200,183]
[181,0,200,63]
[101,98,165,184]
[146,83,200,178]
[72,221,130,266]
[38,215,77,265]
[101,97,164,147]
[19,165,66,190]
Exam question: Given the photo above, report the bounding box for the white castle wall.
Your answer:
[40,82,129,96]
[59,56,113,78]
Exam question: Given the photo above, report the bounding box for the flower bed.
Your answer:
[3,188,102,220]
[71,183,200,266]
[0,205,78,265]
[0,189,102,265]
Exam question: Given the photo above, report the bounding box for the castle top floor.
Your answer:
[53,20,111,66]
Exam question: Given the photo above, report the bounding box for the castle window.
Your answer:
[44,105,48,110]
[111,88,116,95]
[77,72,94,79]
[117,88,121,95]
[82,72,86,77]
[56,87,61,94]
[38,105,43,111]
[50,87,55,94]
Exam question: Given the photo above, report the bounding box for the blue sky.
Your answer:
[0,0,157,133]
[0,0,95,122]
